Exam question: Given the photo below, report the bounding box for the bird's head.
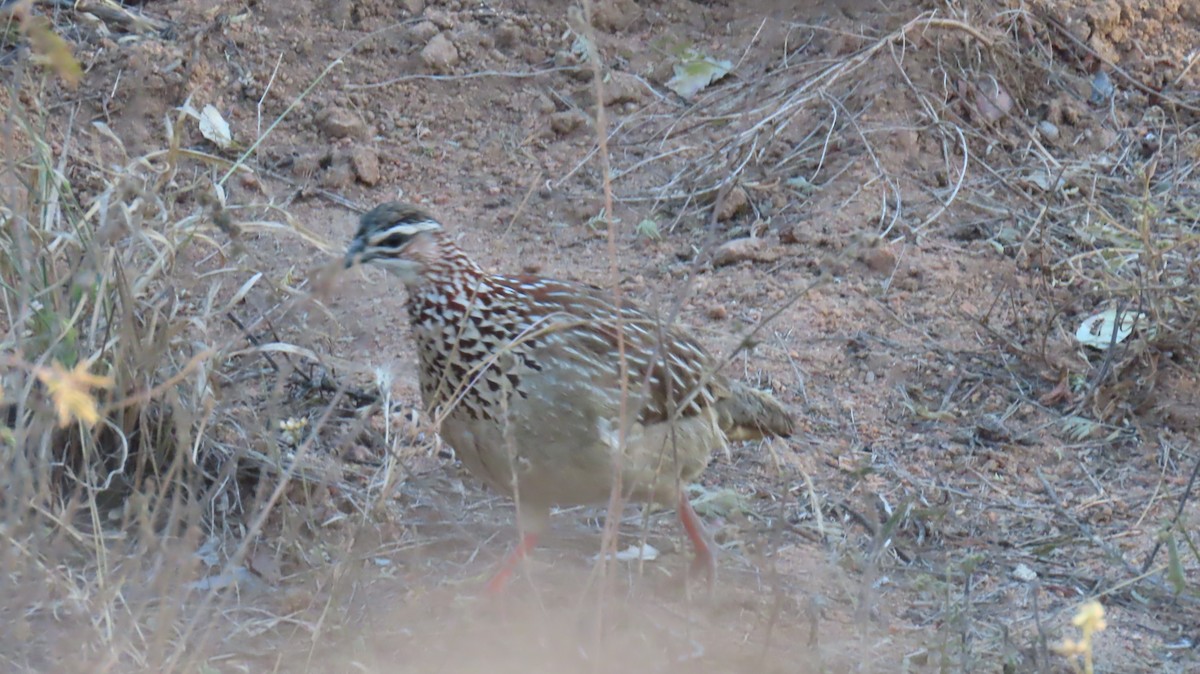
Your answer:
[344,201,444,285]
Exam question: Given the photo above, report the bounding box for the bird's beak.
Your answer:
[344,238,365,269]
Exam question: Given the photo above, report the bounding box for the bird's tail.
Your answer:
[715,380,794,441]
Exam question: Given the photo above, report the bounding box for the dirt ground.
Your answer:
[3,0,1200,672]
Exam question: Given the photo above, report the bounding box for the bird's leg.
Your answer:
[677,491,716,589]
[485,532,540,595]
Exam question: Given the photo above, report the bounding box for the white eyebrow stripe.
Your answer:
[369,220,441,244]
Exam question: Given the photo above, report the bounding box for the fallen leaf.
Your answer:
[199,105,233,149]
[1075,308,1145,349]
[667,50,732,99]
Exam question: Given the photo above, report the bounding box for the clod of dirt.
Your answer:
[317,106,367,140]
[713,237,776,266]
[350,147,382,186]
[716,186,749,221]
[421,33,459,73]
[424,8,455,29]
[533,93,556,115]
[779,224,804,245]
[591,0,643,32]
[409,21,439,43]
[859,245,897,275]
[578,71,645,108]
[551,53,583,80]
[495,22,521,50]
[549,110,588,136]
[706,304,728,320]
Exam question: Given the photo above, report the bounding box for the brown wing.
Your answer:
[494,275,723,425]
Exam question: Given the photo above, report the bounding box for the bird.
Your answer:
[343,201,794,593]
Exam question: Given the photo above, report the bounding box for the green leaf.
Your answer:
[666,50,732,99]
[635,218,662,240]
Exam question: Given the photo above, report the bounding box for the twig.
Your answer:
[1139,442,1200,574]
[348,65,582,90]
[1034,467,1174,596]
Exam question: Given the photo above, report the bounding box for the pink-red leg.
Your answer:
[677,492,716,588]
[484,532,539,595]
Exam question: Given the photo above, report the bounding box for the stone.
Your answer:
[549,110,587,135]
[351,146,381,186]
[316,106,367,140]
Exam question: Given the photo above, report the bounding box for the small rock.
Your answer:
[604,71,644,106]
[859,245,896,275]
[425,9,454,29]
[1089,70,1114,105]
[421,33,459,73]
[579,71,644,108]
[1037,120,1059,142]
[706,304,728,320]
[401,0,425,15]
[351,146,381,186]
[1013,563,1038,582]
[409,21,439,42]
[975,414,1013,443]
[716,186,749,221]
[316,106,367,140]
[713,238,767,266]
[549,110,587,135]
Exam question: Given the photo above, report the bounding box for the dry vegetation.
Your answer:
[1,0,1198,672]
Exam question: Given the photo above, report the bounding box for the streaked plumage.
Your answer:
[345,201,793,591]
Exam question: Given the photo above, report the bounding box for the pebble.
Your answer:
[549,110,587,135]
[712,237,767,266]
[716,186,749,221]
[859,245,896,275]
[351,147,381,186]
[316,106,367,140]
[1037,120,1059,141]
[409,21,439,42]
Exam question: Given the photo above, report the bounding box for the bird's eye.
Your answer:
[379,233,410,249]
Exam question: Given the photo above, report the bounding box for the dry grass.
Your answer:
[0,7,373,671]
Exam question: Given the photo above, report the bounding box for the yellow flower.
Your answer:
[1073,600,1107,634]
[1053,638,1086,657]
[35,360,114,428]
